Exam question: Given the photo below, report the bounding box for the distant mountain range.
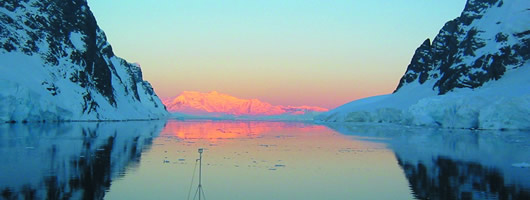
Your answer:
[162,91,328,117]
[318,0,529,130]
[2,0,527,127]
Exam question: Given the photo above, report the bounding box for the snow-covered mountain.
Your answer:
[162,91,328,117]
[317,0,529,130]
[0,0,168,122]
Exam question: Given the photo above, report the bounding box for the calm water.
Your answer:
[0,120,529,200]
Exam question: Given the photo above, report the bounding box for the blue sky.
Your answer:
[87,0,467,108]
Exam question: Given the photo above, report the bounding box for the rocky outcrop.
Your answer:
[395,0,529,94]
[0,0,167,122]
[317,0,529,129]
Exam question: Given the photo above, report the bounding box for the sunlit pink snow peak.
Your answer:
[162,91,328,116]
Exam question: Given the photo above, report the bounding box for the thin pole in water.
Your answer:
[192,148,205,200]
[198,148,202,200]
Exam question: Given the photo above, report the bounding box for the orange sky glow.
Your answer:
[88,0,466,109]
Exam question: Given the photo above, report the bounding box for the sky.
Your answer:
[87,0,467,109]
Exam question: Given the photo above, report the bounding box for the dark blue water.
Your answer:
[0,120,528,199]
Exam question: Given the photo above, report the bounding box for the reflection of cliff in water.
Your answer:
[325,123,530,200]
[0,120,166,199]
[398,155,530,200]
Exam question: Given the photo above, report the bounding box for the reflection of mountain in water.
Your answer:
[398,156,529,200]
[161,120,328,140]
[0,120,166,199]
[325,123,530,200]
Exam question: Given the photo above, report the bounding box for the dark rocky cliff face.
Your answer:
[1,0,114,104]
[394,0,529,94]
[0,0,167,120]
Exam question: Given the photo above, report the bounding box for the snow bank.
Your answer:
[317,65,530,130]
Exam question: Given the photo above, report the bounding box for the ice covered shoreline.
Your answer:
[316,66,530,130]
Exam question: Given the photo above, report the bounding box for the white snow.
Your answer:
[317,64,530,130]
[0,51,167,122]
[69,31,86,51]
[317,0,530,130]
[0,0,168,122]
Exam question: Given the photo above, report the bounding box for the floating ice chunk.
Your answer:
[511,162,530,168]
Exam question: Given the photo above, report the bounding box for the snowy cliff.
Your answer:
[317,0,529,130]
[0,0,168,122]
